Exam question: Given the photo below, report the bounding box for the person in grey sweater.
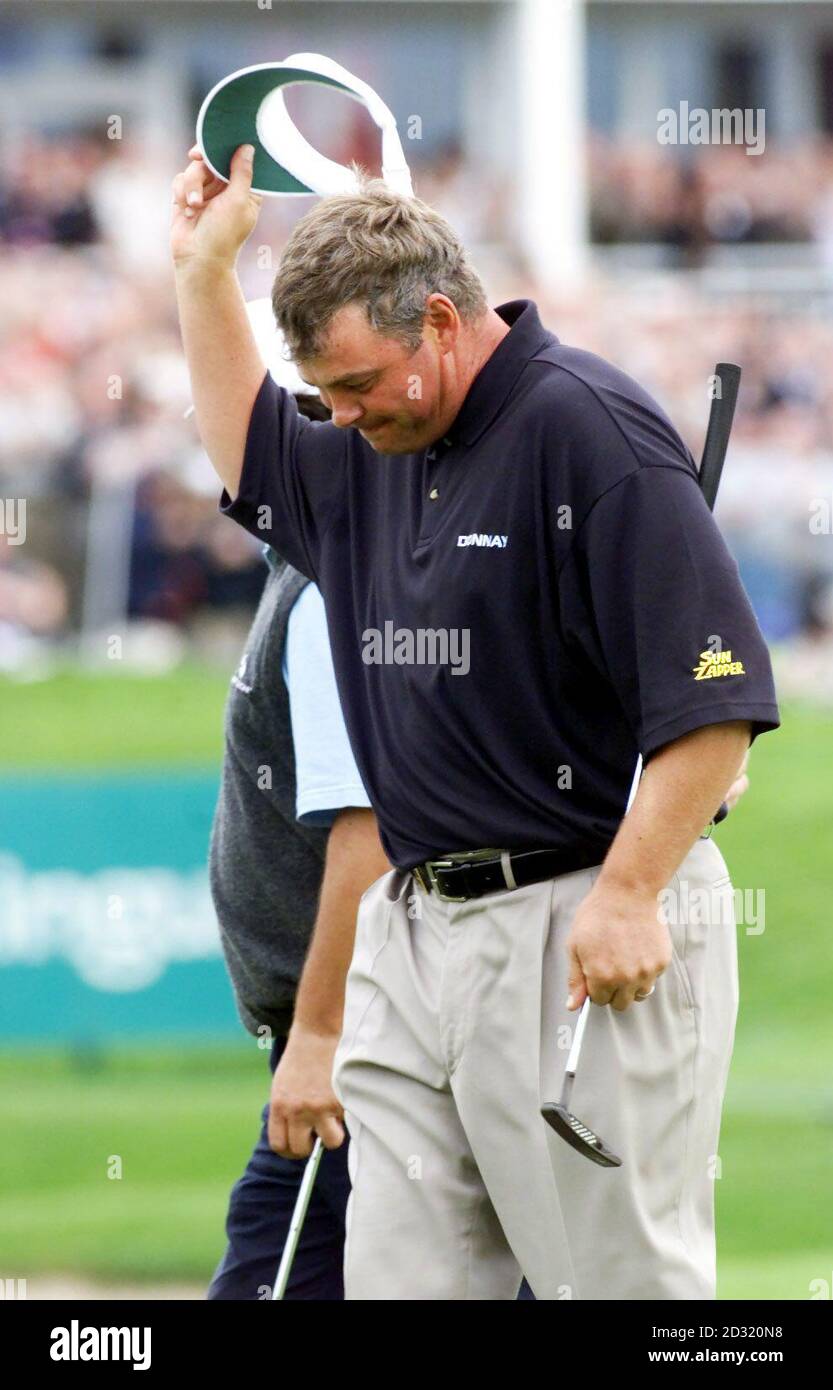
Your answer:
[206,364,389,1298]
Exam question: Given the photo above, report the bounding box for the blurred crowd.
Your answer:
[6,129,833,259]
[588,134,833,266]
[1,133,832,690]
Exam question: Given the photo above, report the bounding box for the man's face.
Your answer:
[297,302,446,455]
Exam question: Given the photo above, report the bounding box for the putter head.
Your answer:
[541,1102,622,1168]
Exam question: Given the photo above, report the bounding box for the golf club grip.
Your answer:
[698,363,741,512]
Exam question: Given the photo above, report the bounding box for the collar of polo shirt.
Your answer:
[438,299,556,451]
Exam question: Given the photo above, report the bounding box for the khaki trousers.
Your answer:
[332,836,738,1300]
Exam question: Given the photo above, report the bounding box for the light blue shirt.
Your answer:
[282,582,372,827]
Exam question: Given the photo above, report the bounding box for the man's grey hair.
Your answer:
[271,167,489,363]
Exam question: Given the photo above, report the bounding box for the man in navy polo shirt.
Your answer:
[172,144,779,1300]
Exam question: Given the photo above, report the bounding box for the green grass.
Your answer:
[0,1044,268,1283]
[0,1034,829,1294]
[0,664,228,768]
[712,701,833,1297]
[0,671,830,1294]
[714,700,833,1036]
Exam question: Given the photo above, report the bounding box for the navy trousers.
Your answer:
[207,1036,536,1300]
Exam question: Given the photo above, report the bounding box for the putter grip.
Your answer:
[698,363,741,511]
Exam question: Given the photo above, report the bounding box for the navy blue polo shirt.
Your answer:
[221,298,779,869]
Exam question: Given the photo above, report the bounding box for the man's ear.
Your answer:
[423,294,460,351]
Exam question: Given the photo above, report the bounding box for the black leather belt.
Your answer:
[411,845,606,903]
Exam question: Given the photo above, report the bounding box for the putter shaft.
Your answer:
[272,1136,325,1300]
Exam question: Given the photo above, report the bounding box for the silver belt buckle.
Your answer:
[425,859,467,903]
[423,847,508,902]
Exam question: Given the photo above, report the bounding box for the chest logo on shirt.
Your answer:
[457,533,509,549]
[692,649,746,681]
[231,652,253,695]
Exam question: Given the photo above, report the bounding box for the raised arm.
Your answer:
[171,143,266,498]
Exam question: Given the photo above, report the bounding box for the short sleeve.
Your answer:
[283,584,372,825]
[562,464,780,758]
[219,371,347,584]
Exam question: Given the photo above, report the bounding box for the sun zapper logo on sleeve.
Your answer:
[692,649,746,681]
